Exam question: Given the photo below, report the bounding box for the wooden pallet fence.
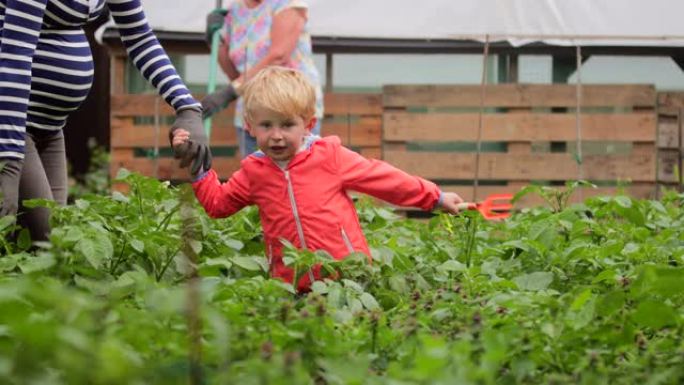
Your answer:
[382,84,659,205]
[110,93,383,181]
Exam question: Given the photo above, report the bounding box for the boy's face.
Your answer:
[246,107,316,162]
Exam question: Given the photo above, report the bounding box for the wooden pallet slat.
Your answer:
[111,124,238,148]
[384,112,657,142]
[658,92,684,110]
[384,84,656,108]
[384,151,656,182]
[324,93,383,115]
[112,157,243,181]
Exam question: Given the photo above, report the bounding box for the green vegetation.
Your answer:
[0,171,682,384]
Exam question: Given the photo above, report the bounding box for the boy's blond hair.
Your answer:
[242,66,316,124]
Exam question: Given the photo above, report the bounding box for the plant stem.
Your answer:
[155,203,180,232]
[110,238,128,275]
[465,216,478,267]
[134,182,144,218]
[156,244,182,282]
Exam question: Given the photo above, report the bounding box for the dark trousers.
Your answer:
[18,130,68,242]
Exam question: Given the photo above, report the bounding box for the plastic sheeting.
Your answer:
[137,0,684,47]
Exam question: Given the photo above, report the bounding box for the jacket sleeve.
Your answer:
[192,169,251,218]
[0,0,48,160]
[336,143,441,211]
[106,0,201,112]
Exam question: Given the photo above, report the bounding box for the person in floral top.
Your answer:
[202,0,324,158]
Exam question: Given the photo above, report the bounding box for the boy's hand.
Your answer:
[437,192,465,215]
[172,128,190,148]
[171,128,209,176]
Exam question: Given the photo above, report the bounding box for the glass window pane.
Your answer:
[331,54,496,92]
[518,55,553,84]
[568,56,684,90]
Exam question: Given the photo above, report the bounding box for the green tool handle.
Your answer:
[203,29,221,141]
[204,0,224,142]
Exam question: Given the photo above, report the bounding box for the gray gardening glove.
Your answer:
[0,159,22,217]
[201,84,239,120]
[205,8,228,46]
[169,107,212,175]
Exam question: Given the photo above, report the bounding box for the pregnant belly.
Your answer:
[26,30,94,131]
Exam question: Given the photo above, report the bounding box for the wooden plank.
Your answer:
[383,143,407,152]
[112,122,379,148]
[322,116,381,146]
[111,117,134,131]
[657,149,680,183]
[321,119,350,144]
[384,84,656,108]
[111,55,126,95]
[112,94,237,118]
[112,94,176,116]
[384,151,656,182]
[658,107,680,117]
[346,94,383,115]
[110,149,134,179]
[112,124,237,148]
[359,146,382,159]
[506,143,533,173]
[505,108,533,189]
[658,92,684,109]
[632,143,654,156]
[113,93,381,118]
[324,93,382,115]
[657,120,680,149]
[383,112,657,142]
[111,157,242,181]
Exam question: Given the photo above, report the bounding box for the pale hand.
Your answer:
[438,192,465,214]
[172,129,190,148]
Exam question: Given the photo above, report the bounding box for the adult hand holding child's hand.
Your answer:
[169,108,212,175]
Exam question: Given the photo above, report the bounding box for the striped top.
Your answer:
[0,0,201,160]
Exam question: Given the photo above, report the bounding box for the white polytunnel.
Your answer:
[130,0,684,47]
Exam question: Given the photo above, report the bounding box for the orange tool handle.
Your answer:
[456,202,478,211]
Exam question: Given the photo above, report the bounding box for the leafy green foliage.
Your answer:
[0,173,683,384]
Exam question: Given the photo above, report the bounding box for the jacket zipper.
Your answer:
[284,170,315,284]
[340,226,354,254]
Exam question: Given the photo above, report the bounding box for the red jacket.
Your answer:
[193,136,441,291]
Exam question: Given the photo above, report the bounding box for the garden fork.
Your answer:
[456,193,513,220]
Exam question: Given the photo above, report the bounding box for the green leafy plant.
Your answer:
[0,172,682,385]
[514,180,597,212]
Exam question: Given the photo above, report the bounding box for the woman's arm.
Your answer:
[0,0,49,160]
[106,0,201,112]
[218,41,240,80]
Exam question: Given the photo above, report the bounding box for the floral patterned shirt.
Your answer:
[224,0,323,128]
